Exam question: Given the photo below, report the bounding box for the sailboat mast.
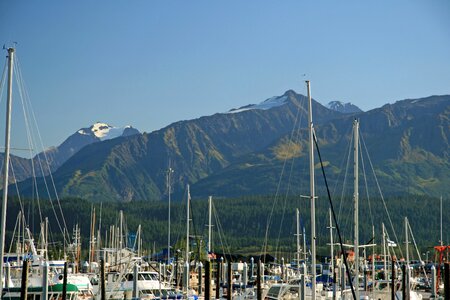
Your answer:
[0,48,15,293]
[440,196,443,246]
[405,217,409,270]
[167,167,173,264]
[372,225,375,287]
[296,208,301,275]
[185,184,191,292]
[89,205,95,273]
[306,80,316,299]
[329,208,334,277]
[303,226,307,262]
[353,119,360,299]
[208,196,212,254]
[382,223,387,282]
[119,210,123,250]
[186,184,191,265]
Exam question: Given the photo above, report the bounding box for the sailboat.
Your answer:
[0,47,94,300]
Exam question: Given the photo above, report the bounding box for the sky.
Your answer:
[0,0,449,152]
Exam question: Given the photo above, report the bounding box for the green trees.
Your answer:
[4,194,445,262]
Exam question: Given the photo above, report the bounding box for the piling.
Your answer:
[402,264,406,300]
[101,259,106,300]
[340,263,345,294]
[261,262,265,284]
[257,260,262,300]
[216,259,221,299]
[198,262,203,295]
[5,262,10,289]
[391,259,395,300]
[431,265,437,298]
[301,262,306,300]
[62,261,68,300]
[42,262,48,300]
[183,261,189,294]
[250,257,254,280]
[221,257,225,284]
[205,261,210,300]
[243,262,248,288]
[332,266,337,300]
[227,260,232,300]
[20,260,29,300]
[445,263,450,300]
[133,262,138,298]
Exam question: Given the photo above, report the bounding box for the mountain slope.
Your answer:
[16,91,342,202]
[192,95,450,198]
[327,101,363,114]
[0,122,139,184]
[14,93,450,202]
[38,122,140,173]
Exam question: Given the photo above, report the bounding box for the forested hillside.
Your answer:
[5,194,446,261]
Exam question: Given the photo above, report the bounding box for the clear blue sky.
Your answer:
[0,0,449,150]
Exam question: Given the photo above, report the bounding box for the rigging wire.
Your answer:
[273,101,305,259]
[13,58,44,226]
[313,129,357,300]
[9,161,26,216]
[359,137,375,231]
[188,197,202,261]
[407,220,429,284]
[360,133,404,259]
[211,199,232,259]
[0,59,7,105]
[7,212,22,253]
[261,95,304,261]
[171,187,188,260]
[13,54,71,246]
[337,126,353,228]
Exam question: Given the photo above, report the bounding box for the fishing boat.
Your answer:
[2,283,84,300]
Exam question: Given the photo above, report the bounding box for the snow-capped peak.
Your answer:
[78,122,138,141]
[227,95,288,113]
[326,101,363,114]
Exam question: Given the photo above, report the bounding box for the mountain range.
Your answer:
[9,91,450,202]
[326,101,363,114]
[1,122,139,183]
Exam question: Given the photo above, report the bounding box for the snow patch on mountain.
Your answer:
[78,122,137,141]
[228,95,288,113]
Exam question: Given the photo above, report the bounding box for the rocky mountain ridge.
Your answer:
[12,92,449,202]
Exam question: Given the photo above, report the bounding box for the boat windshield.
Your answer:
[266,285,282,298]
[139,273,159,281]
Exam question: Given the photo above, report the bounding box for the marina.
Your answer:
[0,49,447,300]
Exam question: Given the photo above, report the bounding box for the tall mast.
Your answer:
[0,48,14,293]
[186,185,191,263]
[353,119,360,299]
[167,167,173,264]
[119,210,123,250]
[306,80,316,299]
[186,184,191,291]
[97,203,102,262]
[328,208,334,277]
[296,208,301,276]
[45,217,49,259]
[382,223,387,283]
[89,206,96,272]
[405,217,410,270]
[372,225,375,288]
[303,226,307,262]
[440,196,443,246]
[208,196,212,254]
